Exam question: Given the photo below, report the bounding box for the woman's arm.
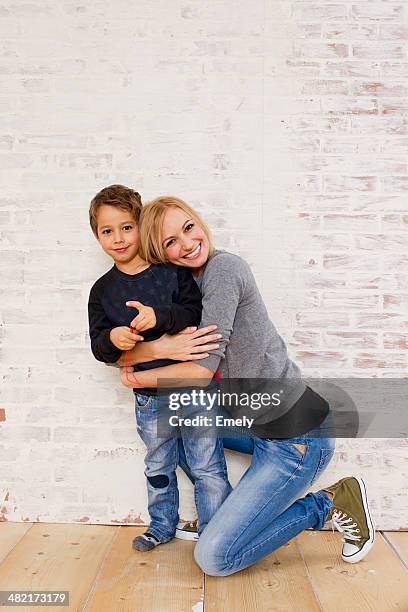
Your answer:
[120,253,246,388]
[116,325,221,366]
[116,339,159,367]
[121,361,213,389]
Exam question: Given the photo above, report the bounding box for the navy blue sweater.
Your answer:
[88,264,202,391]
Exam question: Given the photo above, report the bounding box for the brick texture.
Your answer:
[0,0,407,529]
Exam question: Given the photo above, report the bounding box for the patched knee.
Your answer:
[292,443,306,456]
[147,474,169,488]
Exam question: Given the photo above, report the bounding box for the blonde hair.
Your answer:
[139,196,214,264]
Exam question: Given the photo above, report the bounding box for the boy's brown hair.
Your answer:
[89,184,143,236]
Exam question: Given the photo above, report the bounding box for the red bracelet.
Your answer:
[125,326,142,387]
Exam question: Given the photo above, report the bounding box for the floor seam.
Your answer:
[381,531,408,572]
[81,525,121,612]
[295,536,324,612]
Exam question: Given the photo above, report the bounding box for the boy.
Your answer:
[88,184,231,551]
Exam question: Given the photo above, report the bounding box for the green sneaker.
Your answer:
[324,476,375,564]
[175,519,199,542]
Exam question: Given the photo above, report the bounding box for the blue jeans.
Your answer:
[179,428,335,576]
[135,392,232,542]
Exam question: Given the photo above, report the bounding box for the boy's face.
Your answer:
[95,205,140,266]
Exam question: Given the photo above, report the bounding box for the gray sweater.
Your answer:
[196,250,306,419]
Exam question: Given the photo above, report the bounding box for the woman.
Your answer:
[119,196,375,574]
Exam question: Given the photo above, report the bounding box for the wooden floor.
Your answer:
[0,524,407,611]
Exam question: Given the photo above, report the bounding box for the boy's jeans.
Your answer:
[134,392,232,543]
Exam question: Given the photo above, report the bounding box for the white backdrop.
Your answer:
[0,1,407,529]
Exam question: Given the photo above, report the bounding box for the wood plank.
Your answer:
[0,522,33,564]
[384,532,408,569]
[86,526,204,612]
[0,523,117,612]
[205,538,320,611]
[1,524,406,612]
[298,531,408,612]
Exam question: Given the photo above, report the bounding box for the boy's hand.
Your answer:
[110,326,143,350]
[126,300,156,332]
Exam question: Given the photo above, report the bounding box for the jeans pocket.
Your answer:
[134,394,153,410]
[310,447,335,486]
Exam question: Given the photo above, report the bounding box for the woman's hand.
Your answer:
[155,325,221,361]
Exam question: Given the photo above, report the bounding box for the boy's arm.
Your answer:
[88,284,123,363]
[153,267,202,334]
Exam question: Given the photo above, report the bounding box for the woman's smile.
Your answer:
[183,243,201,260]
[162,207,209,270]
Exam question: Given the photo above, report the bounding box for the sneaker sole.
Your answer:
[175,528,199,542]
[342,477,375,564]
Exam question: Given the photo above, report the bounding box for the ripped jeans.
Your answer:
[178,420,335,576]
[134,392,232,543]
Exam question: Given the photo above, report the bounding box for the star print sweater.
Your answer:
[88,263,202,379]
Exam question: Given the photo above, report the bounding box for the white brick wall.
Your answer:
[0,1,407,529]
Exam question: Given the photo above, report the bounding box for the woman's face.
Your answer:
[161,207,210,270]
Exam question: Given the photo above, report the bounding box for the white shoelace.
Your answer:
[331,510,361,542]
